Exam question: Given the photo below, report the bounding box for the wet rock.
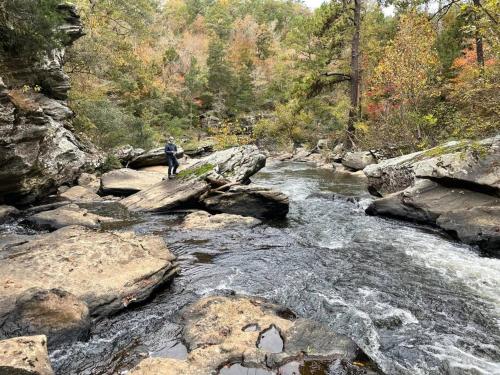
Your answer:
[112,145,145,166]
[128,147,184,168]
[437,206,500,255]
[0,205,19,223]
[77,173,100,193]
[26,204,115,230]
[0,288,90,347]
[101,168,164,196]
[183,211,261,229]
[202,185,289,220]
[0,6,103,205]
[122,146,266,212]
[0,226,179,327]
[59,186,102,202]
[342,152,377,171]
[0,335,54,375]
[366,179,500,253]
[129,296,373,375]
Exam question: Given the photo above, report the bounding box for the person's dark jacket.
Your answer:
[164,142,177,158]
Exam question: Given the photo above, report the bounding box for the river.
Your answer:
[50,161,500,375]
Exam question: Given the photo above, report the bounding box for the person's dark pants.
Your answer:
[167,156,179,176]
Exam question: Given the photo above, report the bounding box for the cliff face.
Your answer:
[0,4,102,205]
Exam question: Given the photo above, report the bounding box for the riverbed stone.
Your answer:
[26,204,115,230]
[0,205,19,223]
[77,173,100,193]
[129,296,372,375]
[202,185,289,219]
[0,226,179,330]
[342,151,377,171]
[0,335,54,375]
[101,168,164,195]
[122,146,266,212]
[183,211,261,229]
[0,288,90,347]
[59,186,102,202]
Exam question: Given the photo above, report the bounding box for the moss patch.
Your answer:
[177,163,214,179]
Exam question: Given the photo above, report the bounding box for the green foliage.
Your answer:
[0,0,66,59]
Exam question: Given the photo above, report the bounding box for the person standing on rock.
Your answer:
[164,136,179,179]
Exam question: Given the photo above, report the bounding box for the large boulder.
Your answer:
[26,204,115,230]
[0,5,103,205]
[0,288,90,348]
[202,185,289,220]
[363,137,499,196]
[0,226,179,333]
[366,179,500,254]
[0,335,54,375]
[101,168,164,196]
[130,296,375,375]
[121,145,267,212]
[128,147,184,168]
[112,145,145,166]
[342,151,377,171]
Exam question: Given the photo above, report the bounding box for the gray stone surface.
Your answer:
[101,168,164,195]
[0,335,54,375]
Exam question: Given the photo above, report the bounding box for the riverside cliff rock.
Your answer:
[365,137,500,254]
[0,4,103,205]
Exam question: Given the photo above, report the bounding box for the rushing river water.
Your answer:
[48,161,500,375]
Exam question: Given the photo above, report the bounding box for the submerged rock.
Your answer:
[183,211,261,229]
[26,204,115,230]
[0,335,54,375]
[129,296,375,375]
[122,145,267,212]
[342,151,377,171]
[101,168,164,196]
[0,226,179,336]
[202,185,289,220]
[0,6,103,205]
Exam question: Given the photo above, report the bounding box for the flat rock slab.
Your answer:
[26,204,116,230]
[59,186,102,202]
[202,185,289,219]
[182,211,261,229]
[0,335,54,375]
[130,296,374,375]
[101,168,164,195]
[0,226,179,327]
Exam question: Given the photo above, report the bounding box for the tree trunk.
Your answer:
[472,0,485,68]
[346,0,361,149]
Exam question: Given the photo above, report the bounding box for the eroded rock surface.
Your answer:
[128,147,184,168]
[0,335,53,375]
[26,204,115,230]
[183,211,261,229]
[59,186,102,202]
[101,169,164,195]
[0,205,19,223]
[202,185,289,219]
[0,226,179,332]
[77,173,100,193]
[130,296,376,375]
[0,5,103,205]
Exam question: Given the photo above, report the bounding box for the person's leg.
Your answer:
[173,158,179,175]
[167,157,173,177]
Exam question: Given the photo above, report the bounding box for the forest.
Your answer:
[1,0,498,154]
